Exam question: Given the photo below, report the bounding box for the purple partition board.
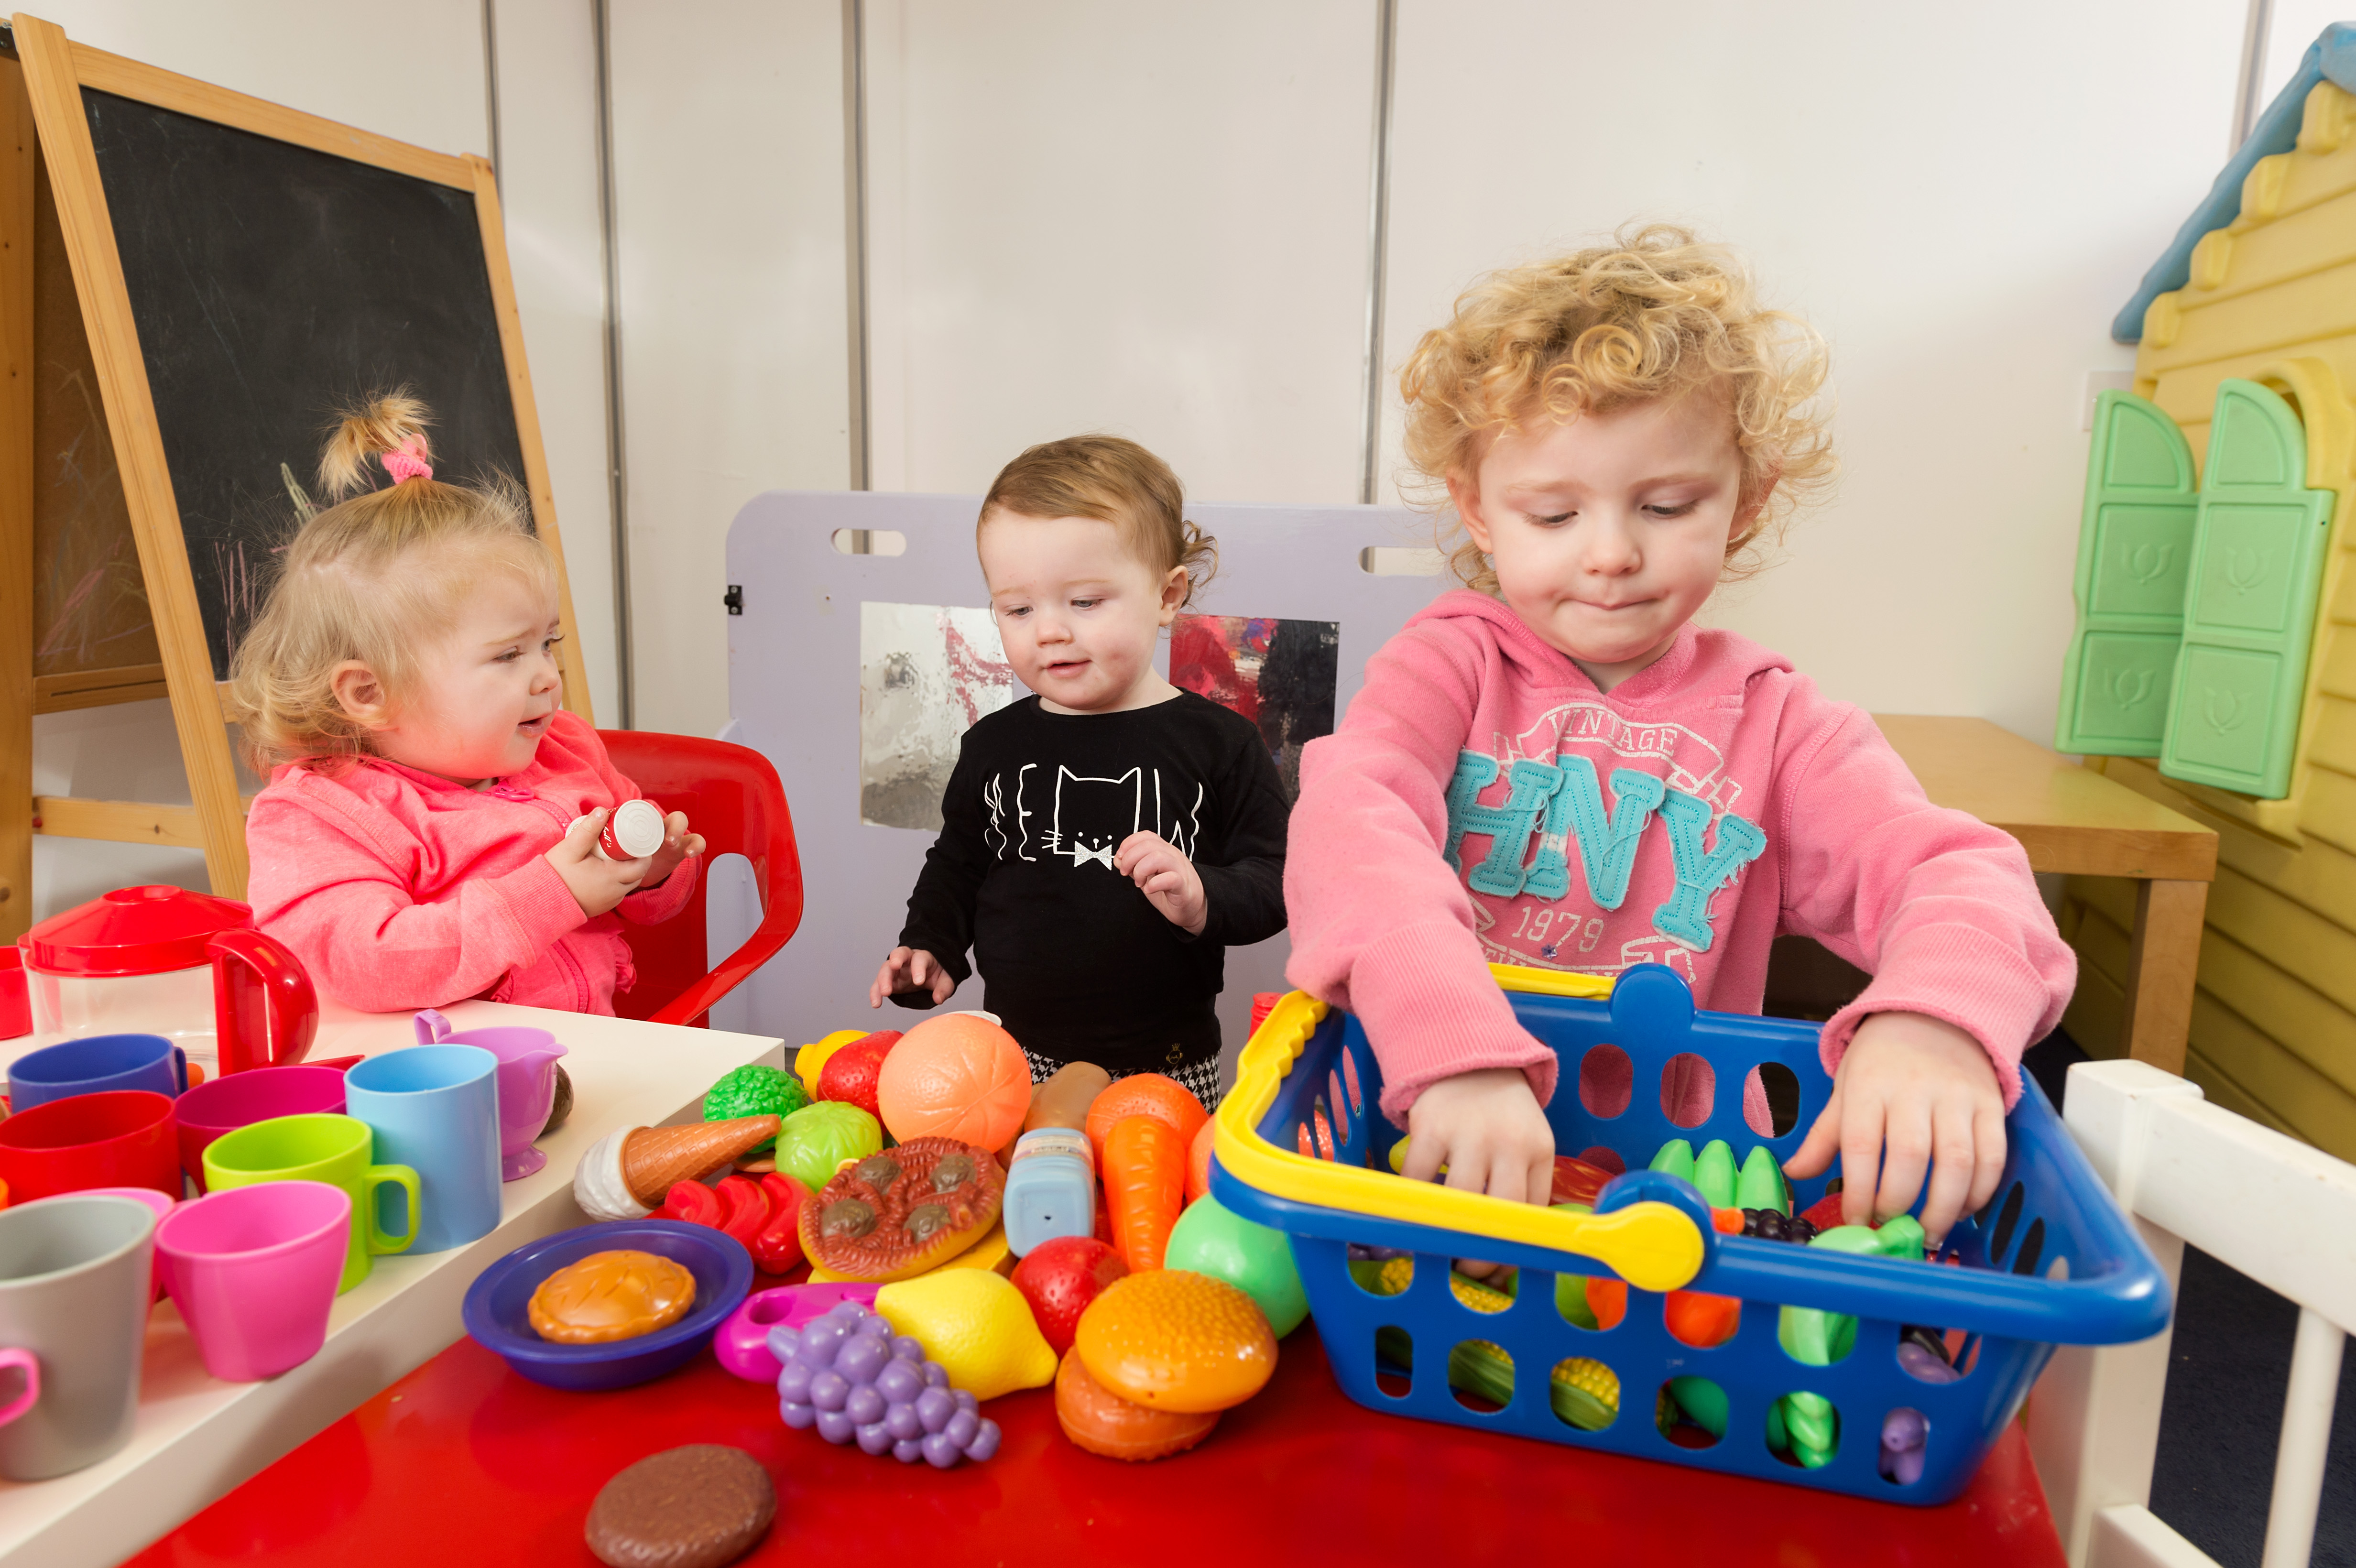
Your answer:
[721,490,1450,1082]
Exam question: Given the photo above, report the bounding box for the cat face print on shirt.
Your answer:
[981,762,1202,868]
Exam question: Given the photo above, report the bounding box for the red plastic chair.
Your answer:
[597,730,805,1027]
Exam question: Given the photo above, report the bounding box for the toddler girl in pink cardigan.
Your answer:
[230,394,704,1014]
[1286,230,2073,1241]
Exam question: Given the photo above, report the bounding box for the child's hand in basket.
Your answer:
[1783,1012,2006,1244]
[1403,1067,1554,1279]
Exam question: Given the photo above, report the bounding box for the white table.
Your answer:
[0,1001,785,1567]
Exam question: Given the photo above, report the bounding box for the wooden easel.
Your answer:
[0,14,592,940]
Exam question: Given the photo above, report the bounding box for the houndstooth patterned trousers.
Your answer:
[1021,1047,1224,1113]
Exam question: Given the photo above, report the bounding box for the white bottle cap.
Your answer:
[607,798,666,860]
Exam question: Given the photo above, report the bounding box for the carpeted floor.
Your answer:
[2022,1033,2355,1566]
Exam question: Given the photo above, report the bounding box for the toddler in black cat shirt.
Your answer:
[868,436,1289,1108]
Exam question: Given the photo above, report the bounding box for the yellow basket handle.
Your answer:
[1214,978,1708,1294]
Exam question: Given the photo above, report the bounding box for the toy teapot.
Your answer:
[15,886,318,1076]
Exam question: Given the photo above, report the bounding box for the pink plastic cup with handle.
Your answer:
[412,1012,567,1180]
[155,1180,350,1382]
[174,1065,349,1194]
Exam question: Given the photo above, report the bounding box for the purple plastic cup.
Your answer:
[174,1065,349,1194]
[412,1013,567,1181]
[156,1180,350,1382]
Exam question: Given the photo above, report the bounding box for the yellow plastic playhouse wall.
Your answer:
[2065,80,2356,1159]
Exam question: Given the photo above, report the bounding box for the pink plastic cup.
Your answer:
[174,1065,349,1194]
[156,1180,350,1382]
[83,1186,179,1303]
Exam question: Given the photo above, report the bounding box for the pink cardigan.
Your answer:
[1285,591,2073,1123]
[244,711,700,1015]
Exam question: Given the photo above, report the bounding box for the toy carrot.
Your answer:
[1104,1114,1186,1273]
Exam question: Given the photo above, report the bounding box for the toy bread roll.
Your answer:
[1024,1062,1111,1136]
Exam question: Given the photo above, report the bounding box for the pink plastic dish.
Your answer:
[714,1282,881,1383]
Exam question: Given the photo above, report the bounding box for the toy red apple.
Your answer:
[1011,1235,1129,1356]
[814,1030,900,1118]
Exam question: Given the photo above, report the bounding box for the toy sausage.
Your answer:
[1025,1062,1112,1136]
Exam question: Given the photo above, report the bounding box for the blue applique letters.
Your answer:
[1443,749,1762,951]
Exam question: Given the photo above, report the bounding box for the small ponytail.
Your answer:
[318,390,435,499]
[1176,517,1218,609]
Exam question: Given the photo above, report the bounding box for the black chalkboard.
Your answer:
[81,88,526,680]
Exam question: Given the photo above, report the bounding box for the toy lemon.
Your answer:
[873,1268,1058,1402]
[1074,1270,1276,1414]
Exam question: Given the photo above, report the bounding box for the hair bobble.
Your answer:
[380,436,433,485]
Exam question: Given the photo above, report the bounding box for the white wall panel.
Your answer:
[607,0,851,738]
[492,0,621,724]
[21,0,488,153]
[1378,0,2250,740]
[862,0,1377,504]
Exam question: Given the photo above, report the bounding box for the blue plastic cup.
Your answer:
[343,1045,501,1253]
[8,1034,187,1113]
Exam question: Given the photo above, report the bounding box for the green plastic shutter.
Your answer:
[2054,391,2199,756]
[2158,379,2335,799]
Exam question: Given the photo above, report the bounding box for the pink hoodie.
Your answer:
[244,711,700,1015]
[1285,590,2072,1124]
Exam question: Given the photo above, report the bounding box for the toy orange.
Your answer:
[1185,1116,1217,1204]
[875,1013,1031,1147]
[1083,1073,1209,1166]
[1073,1269,1275,1414]
[1054,1346,1219,1461]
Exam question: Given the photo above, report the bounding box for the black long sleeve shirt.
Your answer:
[895,692,1289,1072]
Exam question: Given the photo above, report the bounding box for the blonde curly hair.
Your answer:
[980,435,1217,609]
[1398,225,1834,590]
[224,392,555,772]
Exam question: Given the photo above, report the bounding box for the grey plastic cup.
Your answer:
[0,1193,157,1480]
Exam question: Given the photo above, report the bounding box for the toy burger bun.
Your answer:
[1055,1345,1219,1462]
[875,1013,1031,1148]
[586,1444,775,1568]
[530,1249,697,1344]
[800,1137,1005,1281]
[1074,1269,1276,1414]
[573,1116,783,1223]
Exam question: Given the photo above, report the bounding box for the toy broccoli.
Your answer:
[703,1065,808,1152]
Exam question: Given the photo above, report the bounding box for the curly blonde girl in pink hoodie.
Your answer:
[1285,229,2072,1242]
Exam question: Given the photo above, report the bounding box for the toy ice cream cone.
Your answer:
[574,1115,782,1223]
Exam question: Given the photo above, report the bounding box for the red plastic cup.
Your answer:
[0,1090,180,1203]
[174,1064,349,1194]
[156,1180,350,1381]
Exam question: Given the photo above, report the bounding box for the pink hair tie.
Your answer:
[380,436,433,485]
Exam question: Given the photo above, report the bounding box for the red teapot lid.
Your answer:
[18,884,256,976]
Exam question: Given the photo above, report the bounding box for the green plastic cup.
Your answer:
[202,1114,420,1294]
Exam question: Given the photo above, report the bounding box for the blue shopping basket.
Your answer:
[1209,964,2170,1505]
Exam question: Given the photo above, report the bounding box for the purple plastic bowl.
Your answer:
[461,1221,752,1391]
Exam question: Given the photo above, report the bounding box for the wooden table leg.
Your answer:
[2120,878,2207,1076]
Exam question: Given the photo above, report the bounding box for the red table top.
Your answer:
[126,1324,2064,1566]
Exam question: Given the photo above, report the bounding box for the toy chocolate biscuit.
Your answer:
[586,1445,775,1568]
[798,1136,1004,1281]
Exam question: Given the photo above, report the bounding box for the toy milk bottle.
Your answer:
[1003,1062,1112,1255]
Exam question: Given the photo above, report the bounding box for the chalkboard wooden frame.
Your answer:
[4,14,591,908]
